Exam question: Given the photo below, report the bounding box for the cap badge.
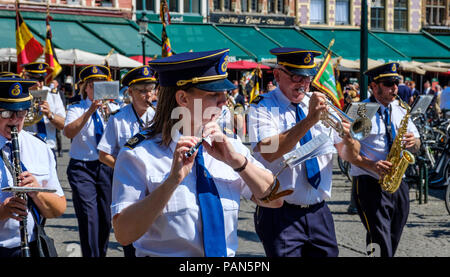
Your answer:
[10,83,22,96]
[304,53,312,64]
[143,67,149,76]
[92,67,98,74]
[391,63,397,73]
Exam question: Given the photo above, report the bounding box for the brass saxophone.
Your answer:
[380,95,415,193]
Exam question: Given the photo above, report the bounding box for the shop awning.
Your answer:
[81,21,162,57]
[228,60,271,69]
[433,34,450,47]
[215,25,281,61]
[258,26,325,53]
[146,22,254,60]
[371,31,449,61]
[302,28,409,62]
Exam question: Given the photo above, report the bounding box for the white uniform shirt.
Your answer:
[65,98,107,161]
[97,104,155,158]
[111,131,266,257]
[350,98,420,179]
[24,87,66,150]
[0,131,64,248]
[248,87,341,205]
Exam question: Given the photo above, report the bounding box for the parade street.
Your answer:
[45,135,450,257]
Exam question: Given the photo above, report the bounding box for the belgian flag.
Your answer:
[16,1,43,74]
[160,0,173,57]
[44,10,62,85]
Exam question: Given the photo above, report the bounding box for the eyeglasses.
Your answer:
[132,83,157,94]
[380,79,399,87]
[0,110,28,119]
[278,68,313,83]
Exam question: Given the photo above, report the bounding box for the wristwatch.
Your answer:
[48,112,54,121]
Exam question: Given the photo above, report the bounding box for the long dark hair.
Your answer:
[147,85,191,146]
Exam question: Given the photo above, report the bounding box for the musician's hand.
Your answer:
[88,100,103,115]
[0,197,28,221]
[373,160,392,178]
[168,136,200,185]
[202,120,236,164]
[18,171,40,199]
[402,132,416,149]
[340,121,353,141]
[306,92,327,125]
[39,101,51,117]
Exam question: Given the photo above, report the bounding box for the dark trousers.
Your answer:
[67,159,113,257]
[0,240,39,257]
[254,201,339,257]
[354,175,410,257]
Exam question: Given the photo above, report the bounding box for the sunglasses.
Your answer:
[380,79,399,87]
[278,68,313,83]
[0,110,28,119]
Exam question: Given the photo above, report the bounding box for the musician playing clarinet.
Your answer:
[111,49,284,257]
[0,77,66,257]
[248,48,358,257]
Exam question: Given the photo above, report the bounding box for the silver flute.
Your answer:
[185,109,228,158]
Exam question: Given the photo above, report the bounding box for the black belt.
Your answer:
[284,201,325,210]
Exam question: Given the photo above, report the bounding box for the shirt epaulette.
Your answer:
[250,95,264,105]
[31,132,47,143]
[124,129,152,150]
[50,89,58,94]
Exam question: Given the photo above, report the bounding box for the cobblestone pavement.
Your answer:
[46,136,449,257]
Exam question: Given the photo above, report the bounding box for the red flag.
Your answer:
[44,12,62,85]
[16,2,43,74]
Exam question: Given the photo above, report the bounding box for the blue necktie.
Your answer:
[92,111,104,145]
[293,103,321,189]
[195,145,227,257]
[36,118,47,141]
[383,107,396,151]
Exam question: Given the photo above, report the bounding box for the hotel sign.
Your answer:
[210,13,294,26]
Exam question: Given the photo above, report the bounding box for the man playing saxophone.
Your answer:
[345,63,420,257]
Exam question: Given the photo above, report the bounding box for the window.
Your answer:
[214,0,232,11]
[310,0,326,24]
[168,0,178,12]
[268,0,276,13]
[277,0,285,14]
[335,0,349,25]
[426,0,446,26]
[223,0,232,11]
[184,0,200,13]
[136,0,156,11]
[371,0,385,30]
[394,0,407,31]
[251,0,260,12]
[242,0,248,12]
[214,0,220,11]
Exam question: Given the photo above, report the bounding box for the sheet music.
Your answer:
[94,81,120,100]
[411,95,433,114]
[346,102,380,120]
[29,89,48,101]
[283,133,335,169]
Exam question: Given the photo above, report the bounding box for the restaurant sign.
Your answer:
[210,13,294,26]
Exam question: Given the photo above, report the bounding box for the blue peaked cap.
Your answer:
[364,62,400,82]
[270,47,322,76]
[148,49,236,92]
[121,65,157,87]
[0,77,37,111]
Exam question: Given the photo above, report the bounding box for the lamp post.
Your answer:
[138,11,149,65]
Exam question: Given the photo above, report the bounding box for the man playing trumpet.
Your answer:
[248,47,359,257]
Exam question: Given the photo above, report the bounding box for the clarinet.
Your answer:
[10,126,31,257]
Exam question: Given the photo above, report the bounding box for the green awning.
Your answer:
[215,25,281,61]
[258,27,325,53]
[433,34,450,47]
[302,28,409,62]
[0,17,24,48]
[146,22,254,60]
[25,19,113,55]
[372,31,449,60]
[81,22,162,56]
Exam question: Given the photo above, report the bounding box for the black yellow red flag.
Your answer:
[16,1,44,74]
[160,0,173,57]
[44,8,62,85]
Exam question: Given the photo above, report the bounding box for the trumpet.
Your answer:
[301,88,372,141]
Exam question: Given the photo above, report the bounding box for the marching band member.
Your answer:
[0,78,66,257]
[248,48,357,257]
[111,49,283,257]
[97,65,158,257]
[63,65,114,257]
[22,63,66,159]
[346,63,420,257]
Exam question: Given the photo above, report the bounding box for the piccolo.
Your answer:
[185,109,227,158]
